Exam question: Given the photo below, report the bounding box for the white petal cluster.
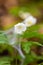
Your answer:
[14,23,27,34]
[24,16,37,27]
[14,11,37,34]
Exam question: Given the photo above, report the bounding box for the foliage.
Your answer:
[0,32,16,65]
[23,51,43,65]
[21,24,43,65]
[22,24,43,40]
[22,41,43,54]
[0,23,43,65]
[0,56,13,65]
[38,63,43,65]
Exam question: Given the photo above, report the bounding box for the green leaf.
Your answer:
[38,63,43,65]
[24,52,37,65]
[24,52,43,65]
[0,32,10,52]
[0,57,12,65]
[21,41,43,54]
[33,42,43,46]
[22,24,43,41]
[22,42,32,54]
[0,32,9,44]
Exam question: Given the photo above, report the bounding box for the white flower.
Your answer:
[14,23,27,34]
[23,16,37,27]
[19,11,30,19]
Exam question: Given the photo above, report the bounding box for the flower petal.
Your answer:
[14,23,27,34]
[23,16,37,27]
